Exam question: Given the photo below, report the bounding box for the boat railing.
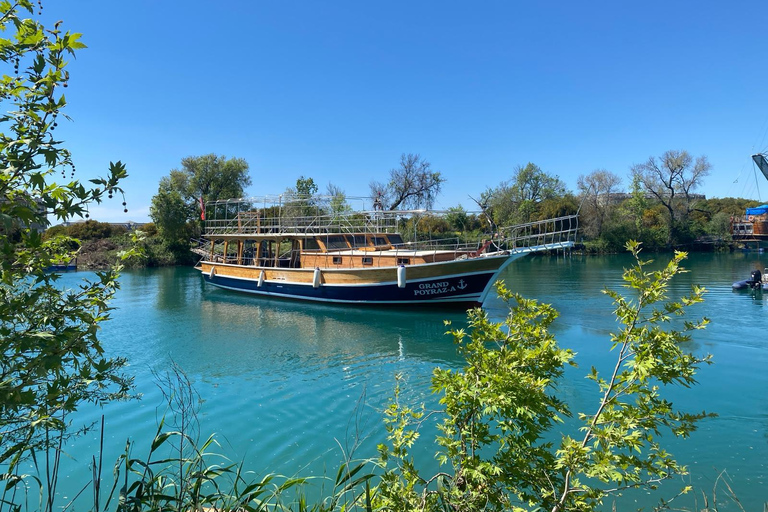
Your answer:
[194,213,578,268]
[393,237,475,253]
[499,214,579,251]
[203,210,401,236]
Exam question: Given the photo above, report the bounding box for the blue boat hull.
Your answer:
[203,269,497,307]
[732,279,768,291]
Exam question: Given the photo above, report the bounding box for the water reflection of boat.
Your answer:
[197,289,466,370]
[193,195,577,308]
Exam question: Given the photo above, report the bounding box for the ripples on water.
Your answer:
[54,254,767,510]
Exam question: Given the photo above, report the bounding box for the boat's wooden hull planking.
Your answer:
[197,253,525,306]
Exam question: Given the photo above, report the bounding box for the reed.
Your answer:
[0,364,375,512]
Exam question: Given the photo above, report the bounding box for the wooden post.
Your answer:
[274,238,280,268]
[237,240,244,265]
[223,241,229,263]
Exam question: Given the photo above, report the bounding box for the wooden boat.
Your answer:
[193,196,578,307]
[731,154,768,247]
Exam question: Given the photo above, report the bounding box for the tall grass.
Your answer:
[0,363,375,512]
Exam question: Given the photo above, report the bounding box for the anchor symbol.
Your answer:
[456,279,467,290]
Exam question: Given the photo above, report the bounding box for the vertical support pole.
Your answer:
[274,238,280,268]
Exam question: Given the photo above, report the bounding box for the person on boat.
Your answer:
[751,268,762,288]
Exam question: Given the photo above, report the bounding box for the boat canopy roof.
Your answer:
[746,205,768,216]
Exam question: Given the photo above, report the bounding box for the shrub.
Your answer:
[375,242,712,511]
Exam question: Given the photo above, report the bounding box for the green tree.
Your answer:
[294,175,318,197]
[0,0,134,482]
[327,182,351,216]
[65,219,126,240]
[283,176,320,219]
[174,153,251,204]
[152,155,250,222]
[577,169,623,238]
[150,154,251,248]
[150,178,193,247]
[445,205,481,233]
[376,242,712,511]
[485,163,567,226]
[369,153,445,210]
[632,150,711,247]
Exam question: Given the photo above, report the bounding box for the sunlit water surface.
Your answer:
[52,252,767,510]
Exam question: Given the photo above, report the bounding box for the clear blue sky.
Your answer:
[41,0,768,222]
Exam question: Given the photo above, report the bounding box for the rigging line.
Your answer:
[753,161,761,202]
[740,170,751,199]
[727,163,745,197]
[740,169,752,199]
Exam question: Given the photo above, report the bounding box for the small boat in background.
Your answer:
[732,268,768,291]
[193,195,578,308]
[46,256,77,272]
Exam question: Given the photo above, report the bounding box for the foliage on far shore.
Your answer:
[44,221,196,268]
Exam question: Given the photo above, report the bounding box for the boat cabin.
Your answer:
[203,232,468,270]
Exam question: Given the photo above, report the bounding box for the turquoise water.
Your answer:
[53,252,766,510]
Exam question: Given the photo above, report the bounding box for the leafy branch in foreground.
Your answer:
[375,241,713,512]
[552,240,713,511]
[0,1,140,510]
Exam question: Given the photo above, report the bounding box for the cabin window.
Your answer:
[370,236,388,247]
[397,257,410,265]
[348,235,367,248]
[332,256,343,265]
[302,238,320,250]
[362,257,373,265]
[388,234,404,246]
[325,235,348,250]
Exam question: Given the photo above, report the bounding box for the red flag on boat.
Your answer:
[199,197,205,220]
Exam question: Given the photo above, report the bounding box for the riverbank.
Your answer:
[73,234,749,271]
[74,235,196,270]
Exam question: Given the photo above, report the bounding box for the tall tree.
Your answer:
[485,163,567,225]
[173,153,251,204]
[283,176,319,217]
[0,0,134,485]
[369,153,444,210]
[327,182,350,215]
[294,175,318,197]
[150,177,194,247]
[632,150,710,246]
[150,154,251,242]
[577,169,622,238]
